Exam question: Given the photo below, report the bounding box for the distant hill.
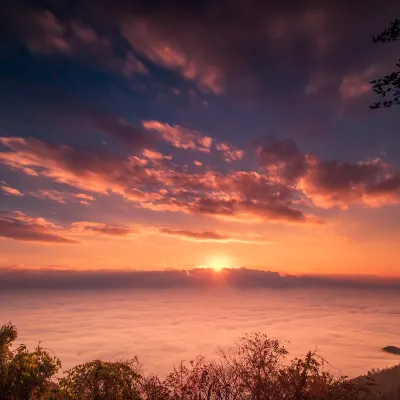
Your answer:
[363,364,400,399]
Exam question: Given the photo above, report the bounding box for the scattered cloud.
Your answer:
[0,211,77,244]
[216,143,244,163]
[257,137,400,209]
[158,228,271,244]
[339,66,377,99]
[1,185,24,197]
[72,221,135,236]
[142,120,212,152]
[5,134,392,223]
[21,10,148,77]
[31,189,95,205]
[123,18,224,93]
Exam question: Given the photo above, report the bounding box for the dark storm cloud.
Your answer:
[1,266,399,290]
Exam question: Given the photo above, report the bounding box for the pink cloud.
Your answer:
[122,18,224,94]
[142,149,169,161]
[31,190,95,205]
[216,143,244,162]
[72,221,134,236]
[1,185,24,197]
[0,211,77,244]
[158,228,272,244]
[339,67,377,99]
[0,136,316,224]
[6,135,394,223]
[257,137,400,209]
[142,120,212,152]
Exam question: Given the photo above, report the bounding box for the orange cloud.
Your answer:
[158,228,272,244]
[142,120,212,152]
[216,143,244,162]
[0,136,331,224]
[72,221,135,236]
[123,18,224,93]
[31,189,95,205]
[258,137,400,209]
[0,211,77,244]
[1,185,24,197]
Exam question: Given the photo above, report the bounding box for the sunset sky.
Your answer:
[1,0,400,276]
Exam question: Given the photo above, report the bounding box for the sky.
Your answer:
[1,0,400,276]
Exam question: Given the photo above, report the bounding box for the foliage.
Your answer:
[0,322,61,400]
[59,359,143,400]
[365,365,400,400]
[370,19,400,109]
[162,333,374,400]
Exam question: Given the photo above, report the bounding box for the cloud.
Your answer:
[257,137,307,183]
[6,134,399,222]
[97,117,155,150]
[215,143,244,163]
[1,185,24,197]
[158,228,271,244]
[257,137,400,209]
[0,136,160,202]
[1,266,399,290]
[142,149,170,161]
[31,189,95,205]
[142,120,212,152]
[122,18,224,94]
[0,211,77,244]
[0,136,320,223]
[20,10,148,77]
[299,157,400,209]
[72,221,134,236]
[339,66,377,99]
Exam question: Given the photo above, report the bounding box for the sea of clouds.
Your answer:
[1,276,399,378]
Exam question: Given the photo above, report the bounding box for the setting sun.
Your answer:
[208,256,232,272]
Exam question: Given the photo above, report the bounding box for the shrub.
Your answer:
[0,322,61,400]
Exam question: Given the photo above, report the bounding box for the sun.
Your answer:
[208,256,231,272]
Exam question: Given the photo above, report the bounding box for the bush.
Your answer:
[0,322,61,400]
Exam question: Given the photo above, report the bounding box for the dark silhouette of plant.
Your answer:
[59,359,143,400]
[0,322,61,400]
[162,333,375,400]
[370,19,400,109]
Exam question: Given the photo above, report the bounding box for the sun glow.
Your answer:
[208,256,232,272]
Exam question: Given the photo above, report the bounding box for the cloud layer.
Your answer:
[1,267,399,290]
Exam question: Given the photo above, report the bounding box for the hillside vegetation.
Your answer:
[1,323,399,400]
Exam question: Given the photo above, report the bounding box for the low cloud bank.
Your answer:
[1,267,399,290]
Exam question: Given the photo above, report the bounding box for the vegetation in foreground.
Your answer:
[1,323,399,400]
